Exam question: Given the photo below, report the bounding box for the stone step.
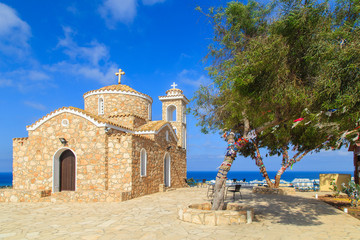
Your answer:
[49,190,127,202]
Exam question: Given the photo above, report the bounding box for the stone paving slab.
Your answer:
[0,188,360,239]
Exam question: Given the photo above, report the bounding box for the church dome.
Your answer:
[83,84,151,100]
[83,84,153,121]
[165,88,183,96]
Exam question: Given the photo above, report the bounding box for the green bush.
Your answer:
[341,181,360,207]
[187,178,196,187]
[330,179,341,197]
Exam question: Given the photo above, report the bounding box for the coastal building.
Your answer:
[1,69,188,202]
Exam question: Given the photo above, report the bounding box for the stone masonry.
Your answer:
[1,78,188,203]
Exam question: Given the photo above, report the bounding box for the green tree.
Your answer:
[194,0,360,210]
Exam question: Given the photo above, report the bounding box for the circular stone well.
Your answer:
[178,202,254,226]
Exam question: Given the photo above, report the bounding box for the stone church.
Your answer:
[1,69,188,202]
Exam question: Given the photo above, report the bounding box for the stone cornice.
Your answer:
[84,89,153,103]
[158,95,189,104]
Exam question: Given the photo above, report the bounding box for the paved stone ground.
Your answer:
[0,187,359,239]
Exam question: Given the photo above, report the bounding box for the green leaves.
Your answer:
[193,0,360,157]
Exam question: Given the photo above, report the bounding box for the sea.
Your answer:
[0,171,353,186]
[187,171,354,182]
[0,172,12,187]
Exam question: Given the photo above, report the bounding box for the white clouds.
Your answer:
[66,5,79,15]
[99,0,137,26]
[142,0,166,5]
[0,79,12,87]
[50,62,118,85]
[57,27,109,66]
[52,27,118,85]
[0,69,52,91]
[24,101,46,111]
[28,70,50,81]
[99,0,167,26]
[0,3,31,58]
[177,69,210,88]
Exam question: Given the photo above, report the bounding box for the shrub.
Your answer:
[330,179,341,197]
[341,181,360,207]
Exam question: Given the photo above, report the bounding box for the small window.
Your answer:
[166,131,169,141]
[183,106,186,123]
[148,104,152,120]
[98,97,104,115]
[173,127,177,135]
[182,126,186,149]
[61,119,69,127]
[140,149,147,177]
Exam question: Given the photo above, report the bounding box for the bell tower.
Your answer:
[159,82,189,149]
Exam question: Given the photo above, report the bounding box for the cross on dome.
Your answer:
[171,82,178,89]
[115,69,125,84]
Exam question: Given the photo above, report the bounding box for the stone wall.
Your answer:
[0,189,50,203]
[107,132,133,192]
[319,174,351,192]
[84,93,151,121]
[0,189,130,203]
[131,134,187,199]
[155,127,187,189]
[108,115,147,129]
[13,112,108,192]
[178,202,254,226]
[154,125,177,146]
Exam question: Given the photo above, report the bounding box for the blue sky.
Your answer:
[0,0,354,173]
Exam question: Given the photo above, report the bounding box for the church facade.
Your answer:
[1,71,188,202]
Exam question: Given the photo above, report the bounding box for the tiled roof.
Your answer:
[26,106,132,131]
[108,113,147,120]
[133,134,156,142]
[136,121,169,132]
[165,88,183,95]
[83,84,152,100]
[13,137,28,141]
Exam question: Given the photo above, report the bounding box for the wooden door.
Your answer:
[60,150,75,191]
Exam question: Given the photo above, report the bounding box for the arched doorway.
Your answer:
[53,148,76,192]
[59,150,75,191]
[60,150,75,191]
[164,153,171,187]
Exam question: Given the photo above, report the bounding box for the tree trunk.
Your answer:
[253,142,274,188]
[275,149,312,188]
[275,147,289,188]
[274,174,281,188]
[212,133,236,210]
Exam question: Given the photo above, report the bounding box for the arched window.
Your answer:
[166,105,176,122]
[148,104,152,120]
[140,149,147,177]
[182,126,186,149]
[166,130,169,142]
[183,106,186,123]
[98,97,104,115]
[164,153,171,187]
